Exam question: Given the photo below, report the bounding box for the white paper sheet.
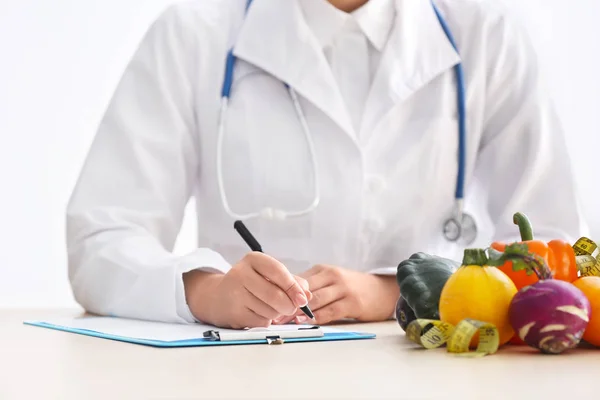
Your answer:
[27,316,346,342]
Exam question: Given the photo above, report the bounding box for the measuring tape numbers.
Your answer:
[405,318,499,357]
[573,237,597,257]
[573,237,600,277]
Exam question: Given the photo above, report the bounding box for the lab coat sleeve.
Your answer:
[367,267,397,276]
[66,6,231,324]
[471,12,589,244]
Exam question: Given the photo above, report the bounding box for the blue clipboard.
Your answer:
[23,317,376,348]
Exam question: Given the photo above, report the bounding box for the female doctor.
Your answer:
[66,0,586,329]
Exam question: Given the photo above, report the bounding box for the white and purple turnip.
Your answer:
[489,243,591,354]
[508,279,590,354]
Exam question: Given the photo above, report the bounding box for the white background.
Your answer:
[1,0,599,308]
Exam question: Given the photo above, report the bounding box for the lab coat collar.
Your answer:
[296,0,350,51]
[353,0,395,52]
[360,0,462,139]
[232,0,461,142]
[233,0,357,139]
[298,0,395,52]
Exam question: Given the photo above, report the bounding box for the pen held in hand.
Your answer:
[233,220,315,320]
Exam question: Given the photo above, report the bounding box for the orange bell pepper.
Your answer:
[490,212,578,346]
[491,212,578,290]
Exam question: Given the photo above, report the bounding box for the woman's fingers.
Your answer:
[310,298,349,325]
[266,276,314,325]
[243,267,300,316]
[292,284,346,324]
[239,307,272,329]
[272,314,298,325]
[244,287,281,321]
[246,252,309,309]
[294,275,313,301]
[308,284,344,312]
[303,267,338,292]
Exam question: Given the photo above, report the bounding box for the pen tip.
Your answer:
[301,306,315,320]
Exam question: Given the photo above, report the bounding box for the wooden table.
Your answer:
[1,309,598,399]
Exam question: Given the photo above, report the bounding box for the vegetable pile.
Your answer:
[396,211,600,356]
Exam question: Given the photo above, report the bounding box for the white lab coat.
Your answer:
[66,0,588,324]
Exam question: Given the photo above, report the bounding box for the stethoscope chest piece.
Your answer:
[443,212,477,245]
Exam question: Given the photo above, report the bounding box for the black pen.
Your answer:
[233,220,315,320]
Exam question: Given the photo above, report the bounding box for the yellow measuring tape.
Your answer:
[573,237,597,257]
[573,237,600,277]
[405,318,499,357]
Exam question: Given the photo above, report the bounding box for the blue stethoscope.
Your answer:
[216,0,477,245]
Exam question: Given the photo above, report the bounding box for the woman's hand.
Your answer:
[274,265,399,325]
[183,252,312,329]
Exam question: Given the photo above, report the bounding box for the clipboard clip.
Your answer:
[266,335,285,345]
[298,325,320,330]
[204,330,285,344]
[203,330,220,341]
[203,325,323,344]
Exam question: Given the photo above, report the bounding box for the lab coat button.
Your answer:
[367,176,387,194]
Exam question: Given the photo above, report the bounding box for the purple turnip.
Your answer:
[509,280,590,354]
[488,243,591,354]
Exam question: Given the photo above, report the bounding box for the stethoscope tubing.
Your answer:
[215,0,475,243]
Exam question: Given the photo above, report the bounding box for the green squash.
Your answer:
[396,252,458,320]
